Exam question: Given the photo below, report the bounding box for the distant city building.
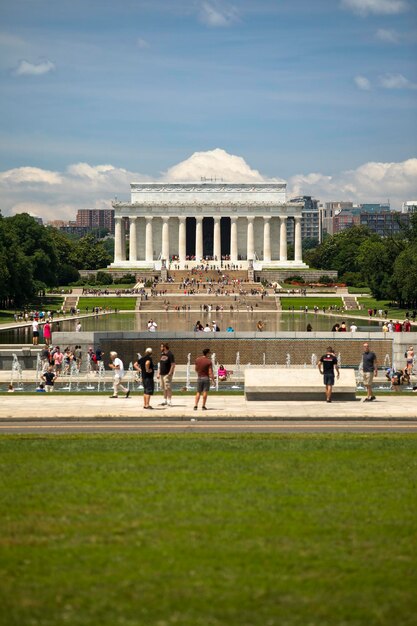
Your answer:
[319,201,409,239]
[59,222,91,237]
[402,201,417,213]
[360,211,409,236]
[320,202,354,238]
[288,196,320,243]
[75,208,115,234]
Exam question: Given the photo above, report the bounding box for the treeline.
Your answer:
[0,213,112,307]
[305,213,417,307]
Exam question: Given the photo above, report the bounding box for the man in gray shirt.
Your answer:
[362,342,378,402]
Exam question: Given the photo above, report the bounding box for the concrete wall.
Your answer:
[51,331,417,370]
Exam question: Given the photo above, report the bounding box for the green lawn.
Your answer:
[1,434,416,626]
[348,287,371,295]
[0,297,64,325]
[356,298,413,318]
[280,297,343,309]
[78,297,137,310]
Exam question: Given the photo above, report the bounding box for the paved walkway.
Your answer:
[0,394,416,420]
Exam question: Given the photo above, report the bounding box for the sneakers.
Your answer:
[159,401,167,406]
[370,395,376,401]
[363,397,371,402]
[125,390,130,399]
[193,406,198,411]
[144,406,153,410]
[109,395,118,398]
[202,406,207,411]
[167,400,172,407]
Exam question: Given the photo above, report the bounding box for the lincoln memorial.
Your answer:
[110,181,308,270]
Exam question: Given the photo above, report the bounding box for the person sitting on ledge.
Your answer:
[257,320,264,332]
[218,365,228,381]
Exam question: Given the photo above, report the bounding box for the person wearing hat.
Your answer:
[135,348,155,409]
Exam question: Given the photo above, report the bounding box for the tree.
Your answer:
[71,234,112,270]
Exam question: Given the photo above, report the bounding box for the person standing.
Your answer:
[318,346,340,403]
[362,342,378,402]
[43,321,52,346]
[194,348,215,411]
[109,351,130,399]
[32,318,39,345]
[42,365,56,393]
[158,343,176,406]
[135,348,155,409]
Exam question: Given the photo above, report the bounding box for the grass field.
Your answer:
[280,297,343,309]
[0,297,64,325]
[78,297,137,310]
[356,298,413,319]
[1,434,416,626]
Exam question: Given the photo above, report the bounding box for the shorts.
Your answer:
[45,385,54,392]
[323,373,335,386]
[160,374,172,392]
[363,371,374,385]
[143,378,154,395]
[197,377,210,393]
[33,331,39,337]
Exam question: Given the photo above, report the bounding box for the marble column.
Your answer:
[263,216,271,262]
[114,216,122,263]
[294,216,302,262]
[121,218,126,261]
[247,216,255,260]
[213,216,221,261]
[145,216,153,263]
[230,217,238,263]
[178,217,186,265]
[195,216,203,260]
[162,217,170,261]
[129,217,137,262]
[280,216,288,262]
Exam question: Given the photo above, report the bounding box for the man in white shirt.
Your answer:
[148,319,158,332]
[32,319,39,345]
[203,324,211,333]
[350,323,358,332]
[109,351,130,399]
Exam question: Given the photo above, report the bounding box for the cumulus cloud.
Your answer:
[0,163,152,221]
[1,151,416,221]
[341,0,408,15]
[354,75,371,90]
[376,28,400,43]
[163,148,272,182]
[288,158,417,209]
[199,1,239,27]
[379,73,417,89]
[15,59,55,76]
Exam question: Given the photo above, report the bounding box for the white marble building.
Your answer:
[110,181,308,270]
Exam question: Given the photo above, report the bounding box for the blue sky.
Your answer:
[0,0,416,217]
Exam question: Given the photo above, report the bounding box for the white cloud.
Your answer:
[199,1,239,27]
[354,75,371,90]
[288,158,417,209]
[1,152,416,221]
[0,166,62,185]
[137,37,149,49]
[15,59,55,76]
[379,73,417,89]
[376,28,400,43]
[341,0,408,15]
[163,148,271,182]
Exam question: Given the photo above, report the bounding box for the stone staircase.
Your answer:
[342,295,359,310]
[168,269,249,282]
[63,294,79,313]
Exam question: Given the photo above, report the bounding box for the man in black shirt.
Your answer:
[157,343,176,407]
[362,342,378,401]
[318,346,340,403]
[134,348,154,409]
